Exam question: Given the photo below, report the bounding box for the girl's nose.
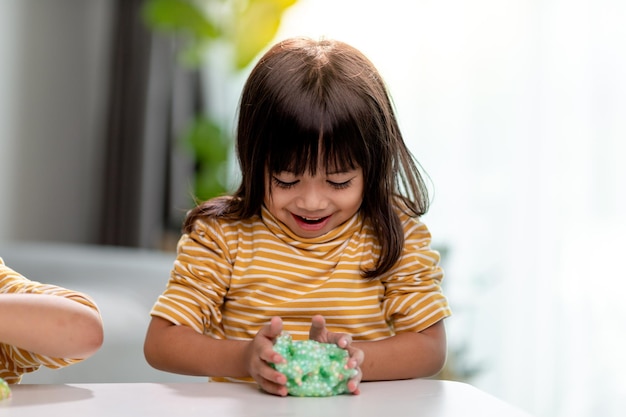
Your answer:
[296,185,329,211]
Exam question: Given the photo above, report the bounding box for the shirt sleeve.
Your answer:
[150,218,233,337]
[0,259,101,383]
[381,217,452,333]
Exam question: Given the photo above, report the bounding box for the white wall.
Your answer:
[0,0,113,243]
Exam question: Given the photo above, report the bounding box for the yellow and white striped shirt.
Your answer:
[0,258,100,384]
[152,205,451,347]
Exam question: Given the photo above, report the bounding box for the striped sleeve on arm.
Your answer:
[382,217,451,333]
[0,344,77,383]
[0,259,101,383]
[150,218,233,337]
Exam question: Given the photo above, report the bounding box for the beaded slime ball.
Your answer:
[0,378,10,401]
[270,333,357,397]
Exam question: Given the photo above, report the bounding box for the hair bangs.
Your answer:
[266,91,368,176]
[266,113,321,176]
[266,120,365,177]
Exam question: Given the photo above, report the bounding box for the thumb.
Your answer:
[267,316,283,339]
[309,314,326,340]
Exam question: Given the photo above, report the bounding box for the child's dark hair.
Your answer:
[184,37,430,278]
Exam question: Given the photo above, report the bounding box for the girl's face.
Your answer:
[264,165,364,238]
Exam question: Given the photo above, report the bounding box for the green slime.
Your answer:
[271,333,357,397]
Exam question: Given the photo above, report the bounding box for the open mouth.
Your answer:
[296,215,329,224]
[290,213,332,234]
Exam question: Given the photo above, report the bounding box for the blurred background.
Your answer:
[1,1,625,416]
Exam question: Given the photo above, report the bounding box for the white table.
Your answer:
[0,379,533,416]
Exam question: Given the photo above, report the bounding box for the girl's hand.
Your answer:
[308,315,364,395]
[244,316,288,396]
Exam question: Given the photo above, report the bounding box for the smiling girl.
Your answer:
[144,37,451,397]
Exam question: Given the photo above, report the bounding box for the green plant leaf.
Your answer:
[142,0,219,39]
[233,0,296,69]
[185,117,229,164]
[184,116,232,200]
[195,163,228,200]
[253,0,299,11]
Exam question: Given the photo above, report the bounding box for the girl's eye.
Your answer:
[272,177,298,189]
[327,179,352,190]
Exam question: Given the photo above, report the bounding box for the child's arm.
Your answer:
[144,316,289,396]
[0,293,103,359]
[357,320,447,380]
[310,315,446,381]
